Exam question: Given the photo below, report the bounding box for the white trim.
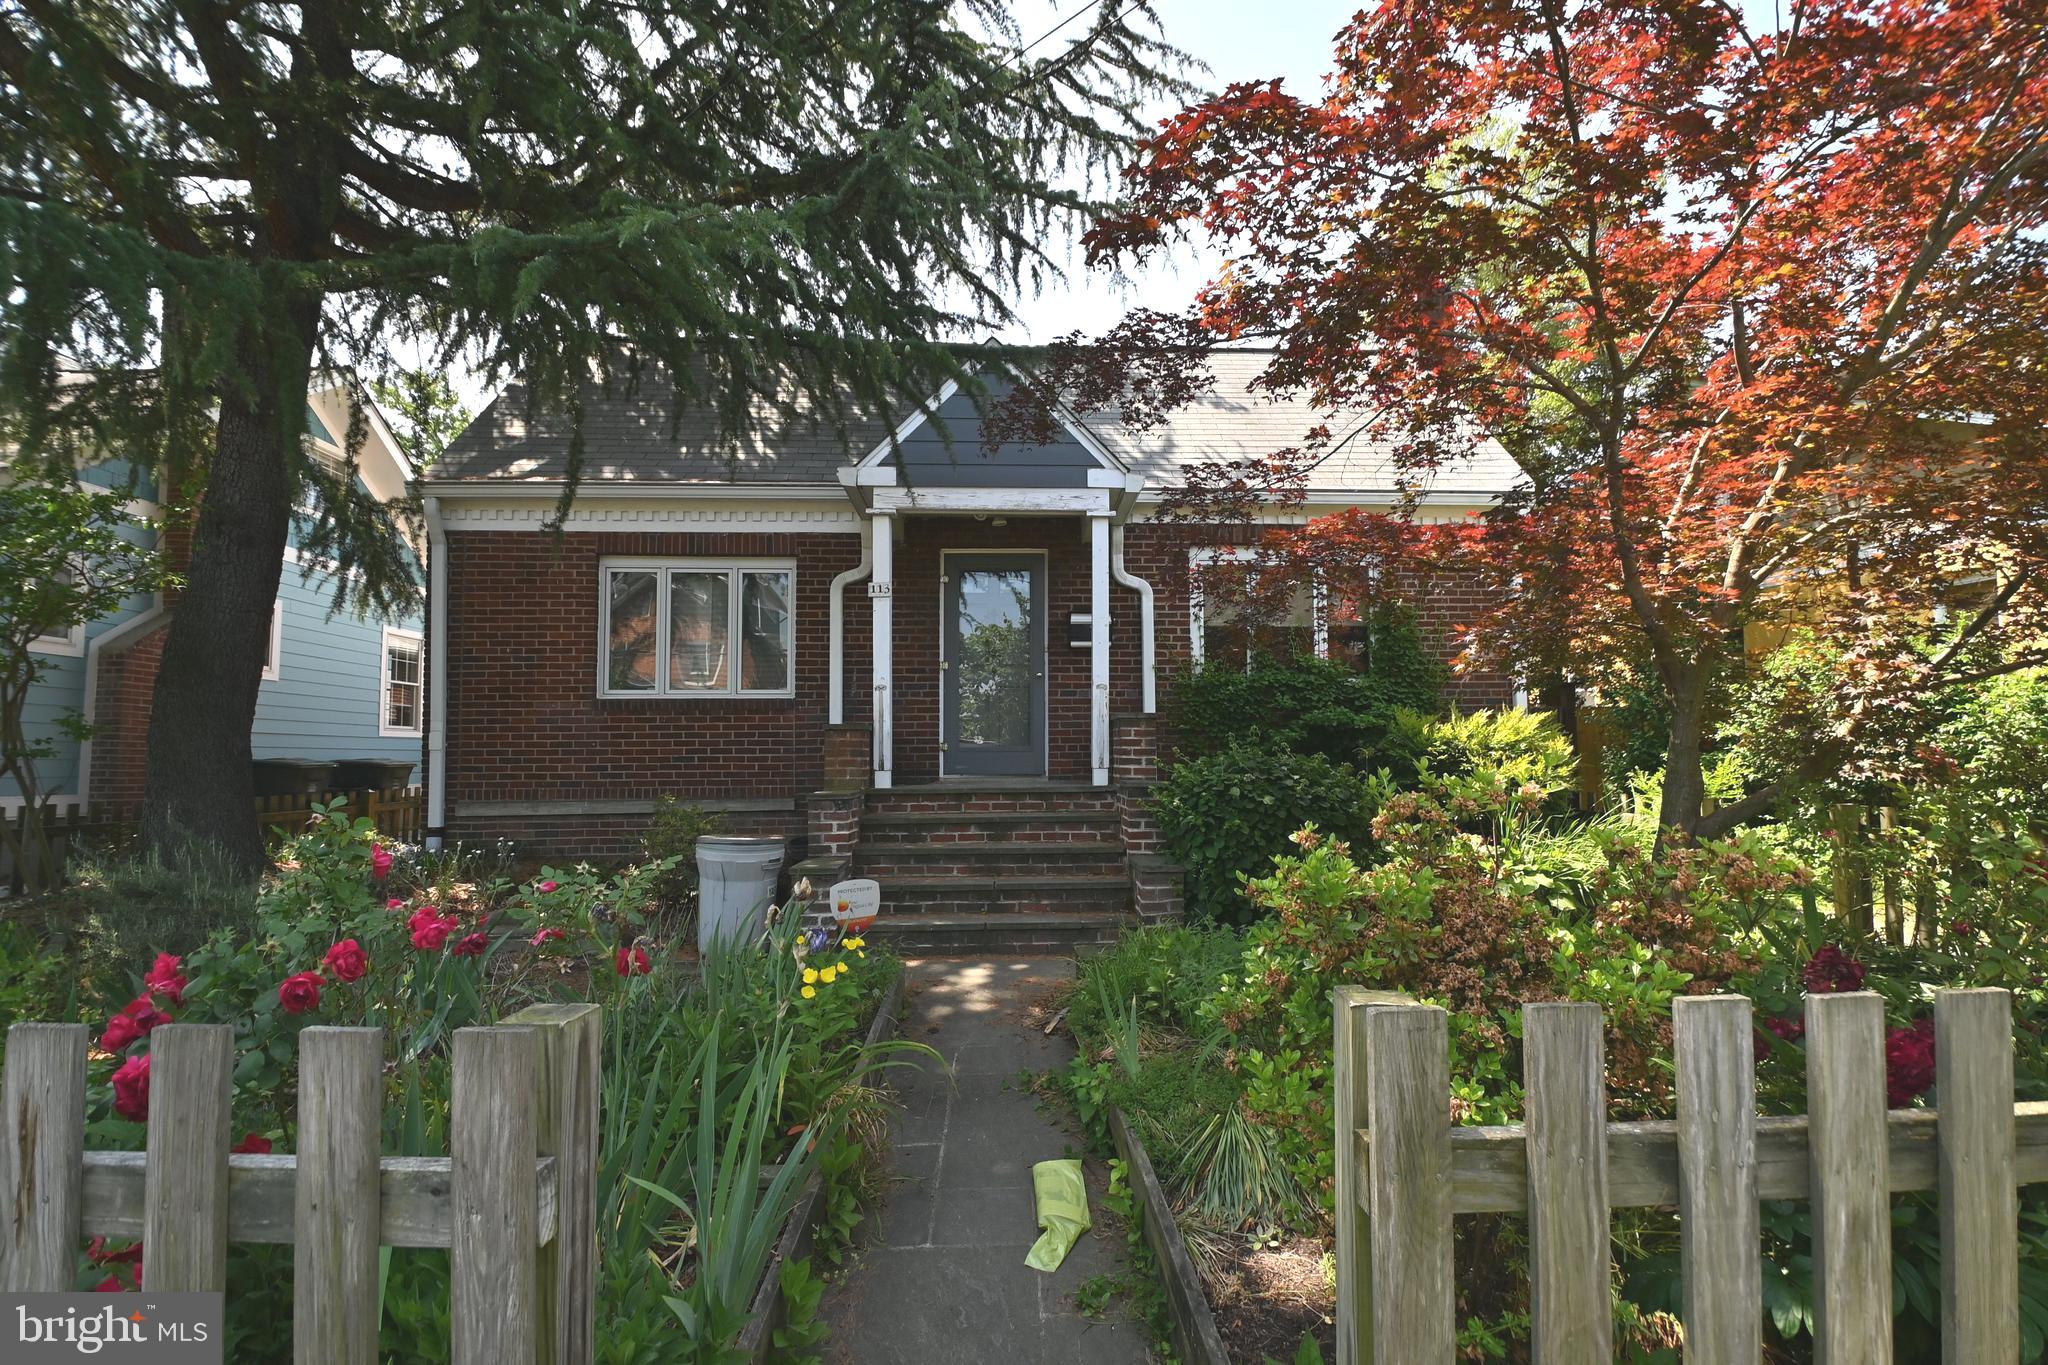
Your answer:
[424,496,448,847]
[421,480,849,501]
[870,511,895,787]
[828,520,875,725]
[852,371,1129,477]
[597,557,798,700]
[937,548,1051,780]
[855,377,964,471]
[29,622,85,658]
[379,625,425,737]
[260,600,283,681]
[435,498,859,533]
[871,486,1113,515]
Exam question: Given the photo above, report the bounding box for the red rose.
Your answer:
[615,944,652,977]
[111,1054,150,1122]
[100,1012,145,1053]
[232,1133,273,1155]
[453,931,489,958]
[94,1274,128,1293]
[322,939,370,982]
[143,952,187,1005]
[1801,945,1867,994]
[387,897,406,910]
[530,927,567,946]
[277,971,324,1015]
[409,908,456,951]
[371,845,394,881]
[1886,1018,1937,1107]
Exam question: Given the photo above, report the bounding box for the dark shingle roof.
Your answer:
[433,350,1522,497]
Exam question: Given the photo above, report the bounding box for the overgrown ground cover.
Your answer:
[0,802,905,1364]
[1060,645,2048,1363]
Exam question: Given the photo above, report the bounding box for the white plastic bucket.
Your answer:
[694,835,787,953]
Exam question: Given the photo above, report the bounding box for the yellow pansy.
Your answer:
[802,967,819,984]
[836,958,852,973]
[820,964,838,983]
[845,936,865,950]
[801,985,816,999]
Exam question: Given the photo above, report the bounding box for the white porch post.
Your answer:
[870,509,894,788]
[1090,511,1112,785]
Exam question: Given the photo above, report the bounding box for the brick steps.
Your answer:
[863,783,1116,819]
[866,911,1130,956]
[879,873,1132,916]
[858,810,1122,844]
[853,840,1126,879]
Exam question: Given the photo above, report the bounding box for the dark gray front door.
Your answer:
[943,554,1045,776]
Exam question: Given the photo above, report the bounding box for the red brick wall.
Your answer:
[443,530,867,822]
[88,627,167,816]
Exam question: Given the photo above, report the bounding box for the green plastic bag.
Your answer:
[1025,1158,1090,1272]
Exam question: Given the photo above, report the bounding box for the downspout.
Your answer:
[828,518,874,725]
[1109,524,1156,714]
[424,495,449,851]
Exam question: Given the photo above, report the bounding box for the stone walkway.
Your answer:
[820,957,1151,1364]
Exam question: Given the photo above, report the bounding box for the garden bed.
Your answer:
[737,968,906,1361]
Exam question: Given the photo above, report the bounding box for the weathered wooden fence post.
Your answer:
[1803,991,1890,1364]
[453,1025,542,1365]
[1673,995,1760,1365]
[144,1023,234,1291]
[1523,1002,1611,1362]
[504,1002,603,1365]
[0,1023,88,1290]
[1363,1002,1453,1365]
[1936,987,2018,1364]
[294,1027,385,1365]
[1334,987,1412,1365]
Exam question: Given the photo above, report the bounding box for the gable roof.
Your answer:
[432,349,1523,498]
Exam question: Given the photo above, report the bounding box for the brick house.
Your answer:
[423,351,1522,950]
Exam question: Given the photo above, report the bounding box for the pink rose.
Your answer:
[387,897,406,910]
[232,1133,273,1155]
[322,939,369,983]
[615,944,652,977]
[453,931,489,958]
[371,845,394,881]
[111,1054,150,1122]
[409,908,457,951]
[100,1012,144,1054]
[538,880,559,895]
[143,953,187,1005]
[530,927,567,946]
[277,971,324,1015]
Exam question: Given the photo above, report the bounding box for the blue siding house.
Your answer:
[7,382,425,814]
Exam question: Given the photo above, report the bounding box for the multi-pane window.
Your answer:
[601,561,795,698]
[1188,549,1319,669]
[381,628,423,735]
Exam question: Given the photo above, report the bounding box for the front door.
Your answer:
[943,553,1046,776]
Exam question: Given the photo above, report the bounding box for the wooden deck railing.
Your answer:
[0,1003,599,1365]
[1334,985,2043,1364]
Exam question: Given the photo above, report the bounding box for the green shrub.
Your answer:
[1166,617,1444,766]
[642,796,725,924]
[1153,744,1371,923]
[1385,705,1577,792]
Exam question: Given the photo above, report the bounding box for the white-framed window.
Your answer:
[1188,547,1324,670]
[28,567,87,657]
[598,559,796,699]
[261,600,283,681]
[380,626,424,736]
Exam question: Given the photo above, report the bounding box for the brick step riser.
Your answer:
[856,854,1128,879]
[857,820,1120,843]
[863,796,1119,818]
[870,920,1127,955]
[883,889,1133,917]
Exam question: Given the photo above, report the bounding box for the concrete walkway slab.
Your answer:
[820,958,1153,1364]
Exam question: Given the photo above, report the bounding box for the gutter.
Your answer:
[424,495,449,850]
[75,598,170,805]
[1109,524,1156,714]
[827,518,875,725]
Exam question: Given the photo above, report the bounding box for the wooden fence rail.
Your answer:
[1335,986,2039,1365]
[0,1003,599,1365]
[3,786,426,896]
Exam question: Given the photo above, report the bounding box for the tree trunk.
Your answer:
[1654,669,1709,847]
[138,302,317,879]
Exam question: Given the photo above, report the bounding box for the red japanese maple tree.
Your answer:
[1062,0,2048,837]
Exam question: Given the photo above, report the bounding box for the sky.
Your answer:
[990,0,1358,343]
